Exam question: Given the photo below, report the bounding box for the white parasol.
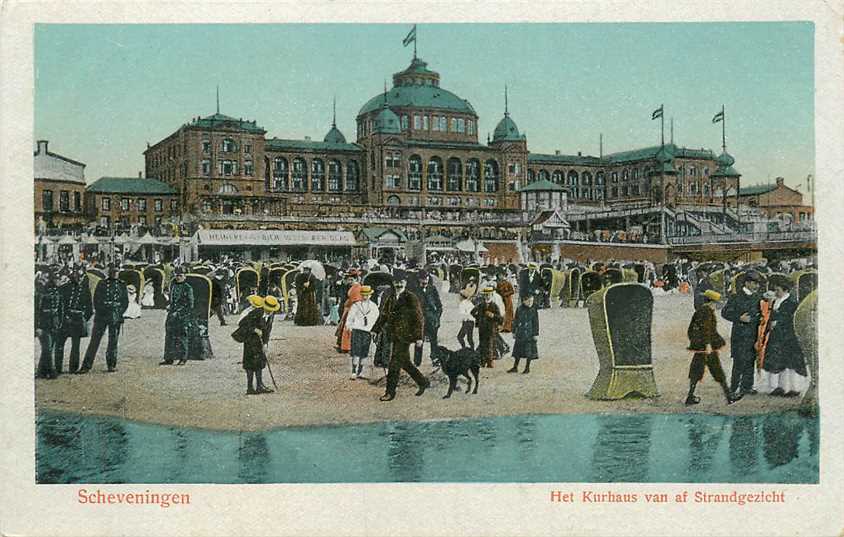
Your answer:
[299,260,326,280]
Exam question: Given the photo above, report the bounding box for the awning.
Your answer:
[194,229,356,247]
[455,239,488,253]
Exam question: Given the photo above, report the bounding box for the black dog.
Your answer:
[436,345,481,399]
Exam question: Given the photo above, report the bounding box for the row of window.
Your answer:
[100,197,178,213]
[358,114,475,137]
[202,138,252,155]
[269,157,360,193]
[40,190,81,213]
[527,165,712,186]
[385,156,500,193]
[200,159,254,177]
[99,215,165,228]
[383,194,494,208]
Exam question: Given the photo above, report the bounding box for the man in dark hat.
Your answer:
[693,266,715,310]
[519,262,544,308]
[79,264,129,373]
[35,267,65,379]
[56,264,93,374]
[721,270,762,399]
[160,265,195,365]
[371,274,429,401]
[414,270,443,367]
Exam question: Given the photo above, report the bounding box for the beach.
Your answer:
[34,289,806,432]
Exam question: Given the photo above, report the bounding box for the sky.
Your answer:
[34,23,814,191]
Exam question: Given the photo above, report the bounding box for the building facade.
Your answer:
[85,176,180,230]
[729,177,814,224]
[34,140,87,231]
[144,56,736,232]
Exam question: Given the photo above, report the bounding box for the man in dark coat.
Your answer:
[414,270,443,367]
[210,270,228,326]
[686,289,735,405]
[79,264,129,373]
[160,266,195,365]
[472,286,503,368]
[721,270,762,398]
[371,275,429,401]
[294,266,321,326]
[518,262,544,307]
[35,267,64,379]
[56,265,93,374]
[237,295,276,395]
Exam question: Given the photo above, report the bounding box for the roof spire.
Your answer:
[383,80,388,107]
[216,85,220,114]
[504,84,509,116]
[332,95,337,128]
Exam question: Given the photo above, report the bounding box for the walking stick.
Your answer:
[263,348,279,390]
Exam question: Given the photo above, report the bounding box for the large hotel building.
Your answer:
[143,56,738,227]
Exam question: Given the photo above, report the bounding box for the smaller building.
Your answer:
[730,177,814,224]
[34,140,87,231]
[519,179,568,212]
[86,176,179,231]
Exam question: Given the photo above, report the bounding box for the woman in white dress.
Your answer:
[123,284,142,319]
[141,281,155,308]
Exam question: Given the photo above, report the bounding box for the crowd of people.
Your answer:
[34,250,815,408]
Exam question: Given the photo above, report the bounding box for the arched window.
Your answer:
[527,169,536,183]
[427,157,443,191]
[328,160,342,192]
[408,155,422,191]
[218,183,238,194]
[552,170,564,185]
[567,170,579,186]
[538,169,549,182]
[244,157,254,177]
[611,171,618,183]
[622,169,629,182]
[311,158,325,192]
[346,160,360,192]
[447,158,462,192]
[582,171,592,186]
[386,195,401,206]
[633,168,640,180]
[292,157,307,192]
[596,171,605,185]
[272,157,288,192]
[465,159,481,192]
[483,160,499,193]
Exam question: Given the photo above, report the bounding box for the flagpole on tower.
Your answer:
[721,105,726,152]
[661,104,665,148]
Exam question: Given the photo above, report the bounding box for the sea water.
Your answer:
[36,410,817,484]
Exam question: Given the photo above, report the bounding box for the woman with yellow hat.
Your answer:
[235,294,275,395]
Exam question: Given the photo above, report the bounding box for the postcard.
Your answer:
[2,1,843,536]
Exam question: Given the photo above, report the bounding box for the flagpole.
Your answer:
[721,104,726,152]
[660,104,665,147]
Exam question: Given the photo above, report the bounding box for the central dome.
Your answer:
[358,58,476,117]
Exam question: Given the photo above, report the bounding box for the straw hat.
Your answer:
[482,286,495,294]
[703,289,721,302]
[263,295,280,313]
[528,262,539,269]
[247,295,264,309]
[360,285,373,296]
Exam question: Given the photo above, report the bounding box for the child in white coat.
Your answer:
[346,285,380,379]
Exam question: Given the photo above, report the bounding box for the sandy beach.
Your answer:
[34,289,806,431]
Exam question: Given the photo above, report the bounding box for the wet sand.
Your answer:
[35,290,806,431]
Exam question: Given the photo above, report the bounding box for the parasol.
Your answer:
[299,260,326,280]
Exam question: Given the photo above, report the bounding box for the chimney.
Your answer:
[577,151,582,157]
[37,140,48,154]
[775,177,784,187]
[138,171,143,178]
[305,136,311,141]
[555,150,561,156]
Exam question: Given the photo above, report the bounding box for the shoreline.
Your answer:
[35,293,811,433]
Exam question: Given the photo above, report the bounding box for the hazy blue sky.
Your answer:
[35,23,814,190]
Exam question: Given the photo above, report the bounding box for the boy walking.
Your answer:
[686,289,736,405]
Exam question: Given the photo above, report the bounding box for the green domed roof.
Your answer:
[373,106,401,134]
[323,125,346,144]
[359,85,476,116]
[493,114,523,142]
[716,151,735,168]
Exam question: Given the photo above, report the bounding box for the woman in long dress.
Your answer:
[756,281,809,397]
[123,284,142,319]
[141,281,155,308]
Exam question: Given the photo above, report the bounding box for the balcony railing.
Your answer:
[667,229,817,245]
